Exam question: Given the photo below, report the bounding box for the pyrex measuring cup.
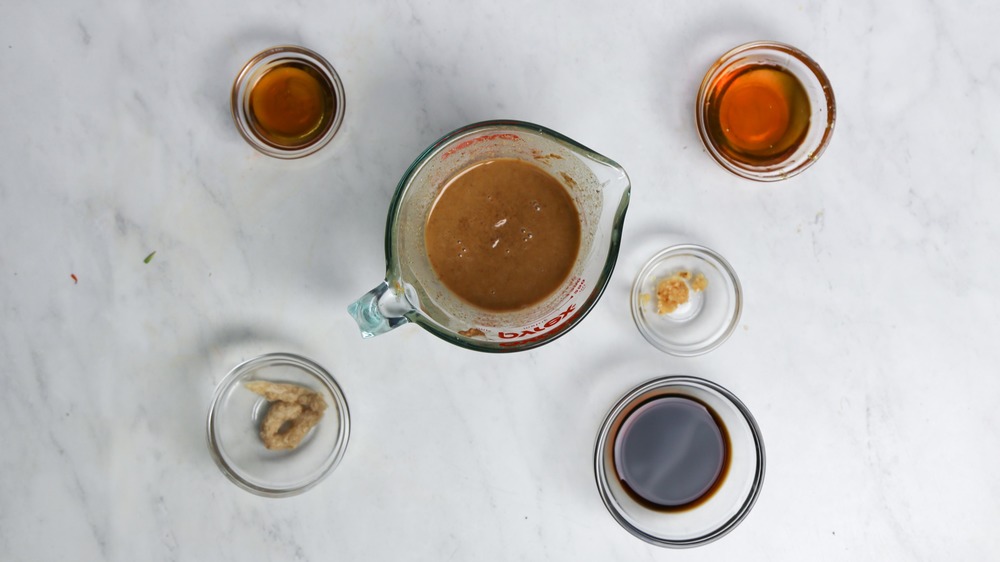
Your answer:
[348,120,630,352]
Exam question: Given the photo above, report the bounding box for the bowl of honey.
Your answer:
[696,41,835,181]
[231,45,346,159]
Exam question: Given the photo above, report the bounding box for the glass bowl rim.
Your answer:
[593,375,766,548]
[630,244,743,356]
[230,44,347,160]
[206,352,351,497]
[694,40,836,182]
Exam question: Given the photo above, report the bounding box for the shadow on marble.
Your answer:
[655,8,782,165]
[192,25,307,143]
[226,44,516,304]
[611,224,694,301]
[168,323,303,469]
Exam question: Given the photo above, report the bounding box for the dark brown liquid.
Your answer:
[248,62,335,147]
[424,158,581,312]
[705,64,810,165]
[613,396,730,511]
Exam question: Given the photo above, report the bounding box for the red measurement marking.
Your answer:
[441,133,521,160]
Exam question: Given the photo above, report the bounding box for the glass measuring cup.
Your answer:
[348,120,630,352]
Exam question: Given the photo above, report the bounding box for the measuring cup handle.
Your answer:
[347,281,411,338]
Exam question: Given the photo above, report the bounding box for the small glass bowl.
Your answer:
[631,245,742,356]
[594,376,766,548]
[231,45,346,159]
[207,353,350,497]
[695,41,836,181]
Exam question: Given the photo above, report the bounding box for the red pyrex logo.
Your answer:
[496,304,576,347]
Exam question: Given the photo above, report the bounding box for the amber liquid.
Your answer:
[705,64,811,165]
[424,158,581,312]
[248,62,335,148]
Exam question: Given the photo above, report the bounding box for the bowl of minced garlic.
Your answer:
[651,270,708,314]
[631,245,743,356]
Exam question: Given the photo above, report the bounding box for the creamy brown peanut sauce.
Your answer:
[425,158,581,312]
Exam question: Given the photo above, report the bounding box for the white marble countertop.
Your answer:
[2,0,999,559]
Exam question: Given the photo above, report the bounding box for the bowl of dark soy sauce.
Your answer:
[594,376,765,548]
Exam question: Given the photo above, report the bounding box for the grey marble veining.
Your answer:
[2,0,999,560]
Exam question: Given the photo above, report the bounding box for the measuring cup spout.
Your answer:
[347,281,412,338]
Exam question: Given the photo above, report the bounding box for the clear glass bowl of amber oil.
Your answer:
[231,45,346,159]
[696,41,835,181]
